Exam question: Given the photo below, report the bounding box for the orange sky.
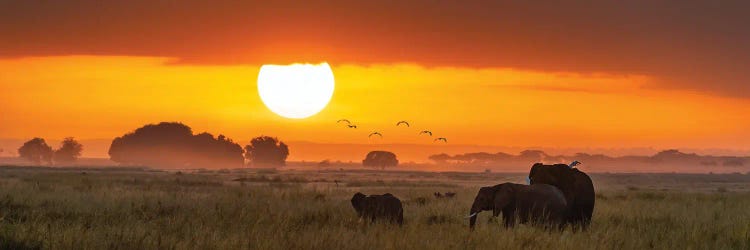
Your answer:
[1,56,749,161]
[2,1,750,161]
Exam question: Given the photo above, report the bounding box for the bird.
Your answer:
[396,121,410,127]
[569,160,581,168]
[337,119,351,125]
[434,137,447,143]
[347,124,357,129]
[419,130,432,136]
[369,132,383,138]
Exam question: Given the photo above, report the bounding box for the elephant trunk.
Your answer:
[468,206,480,230]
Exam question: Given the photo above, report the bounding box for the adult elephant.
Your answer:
[350,192,404,225]
[467,183,567,230]
[528,163,595,229]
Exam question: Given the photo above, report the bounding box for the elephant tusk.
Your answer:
[464,212,479,218]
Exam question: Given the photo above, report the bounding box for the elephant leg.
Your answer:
[579,218,591,230]
[502,214,515,228]
[570,210,591,230]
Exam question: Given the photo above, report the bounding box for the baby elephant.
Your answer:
[468,183,567,230]
[351,192,404,225]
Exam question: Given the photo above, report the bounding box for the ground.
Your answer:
[0,166,748,249]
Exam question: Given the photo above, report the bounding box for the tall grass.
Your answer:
[0,167,747,249]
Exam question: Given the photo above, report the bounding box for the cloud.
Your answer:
[494,84,615,94]
[1,0,750,97]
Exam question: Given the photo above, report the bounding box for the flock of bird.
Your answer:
[336,119,447,143]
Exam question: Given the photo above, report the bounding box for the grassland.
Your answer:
[0,166,748,249]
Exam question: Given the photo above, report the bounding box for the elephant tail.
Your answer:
[397,208,404,225]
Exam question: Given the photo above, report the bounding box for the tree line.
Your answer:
[108,122,289,168]
[16,122,401,169]
[16,122,290,168]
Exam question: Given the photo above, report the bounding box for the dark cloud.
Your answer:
[1,0,749,97]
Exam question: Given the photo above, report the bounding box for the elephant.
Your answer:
[468,183,567,230]
[528,163,595,229]
[351,192,404,225]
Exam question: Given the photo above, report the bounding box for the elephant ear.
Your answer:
[364,197,378,213]
[493,184,514,215]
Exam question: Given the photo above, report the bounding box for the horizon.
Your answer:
[3,136,750,161]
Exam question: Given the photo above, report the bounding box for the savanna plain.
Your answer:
[0,166,748,250]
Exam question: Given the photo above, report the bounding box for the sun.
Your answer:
[257,62,335,119]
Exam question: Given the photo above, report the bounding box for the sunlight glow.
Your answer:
[257,62,335,119]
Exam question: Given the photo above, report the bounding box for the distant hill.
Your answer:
[428,149,750,173]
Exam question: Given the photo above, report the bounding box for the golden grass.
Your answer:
[0,166,748,249]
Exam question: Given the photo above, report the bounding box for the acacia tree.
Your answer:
[362,151,399,170]
[18,138,53,165]
[53,137,83,164]
[244,136,289,167]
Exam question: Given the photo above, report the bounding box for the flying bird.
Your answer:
[569,160,581,168]
[434,137,447,143]
[419,130,433,136]
[347,125,358,129]
[396,121,410,127]
[369,132,383,138]
[337,119,351,125]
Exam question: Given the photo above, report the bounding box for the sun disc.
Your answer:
[257,62,335,119]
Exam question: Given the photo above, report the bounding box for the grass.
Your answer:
[0,166,748,249]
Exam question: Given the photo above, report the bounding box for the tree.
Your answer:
[428,153,451,164]
[244,136,289,167]
[53,137,83,164]
[108,122,244,168]
[18,138,53,164]
[362,151,398,169]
